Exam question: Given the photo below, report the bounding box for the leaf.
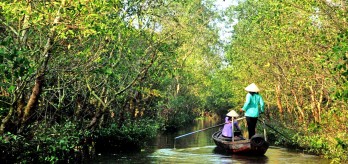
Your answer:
[105,68,113,75]
[7,85,16,93]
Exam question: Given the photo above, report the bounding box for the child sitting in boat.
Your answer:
[221,110,244,139]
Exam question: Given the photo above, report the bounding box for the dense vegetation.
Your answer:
[0,0,347,163]
[225,0,348,163]
[0,0,231,163]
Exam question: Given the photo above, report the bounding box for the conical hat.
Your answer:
[226,110,239,117]
[245,83,260,92]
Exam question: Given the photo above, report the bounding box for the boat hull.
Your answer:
[212,131,269,155]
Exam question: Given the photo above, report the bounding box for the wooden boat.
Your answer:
[212,131,269,155]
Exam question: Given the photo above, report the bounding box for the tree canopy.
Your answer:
[225,0,348,161]
[0,0,347,163]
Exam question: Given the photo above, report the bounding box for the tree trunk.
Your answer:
[20,2,62,127]
[291,89,304,122]
[87,110,104,130]
[316,78,325,123]
[275,84,283,113]
[0,106,14,134]
[22,75,44,123]
[309,86,318,123]
[20,0,32,46]
[16,94,25,118]
[175,76,180,95]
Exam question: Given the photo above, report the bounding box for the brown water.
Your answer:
[91,119,330,164]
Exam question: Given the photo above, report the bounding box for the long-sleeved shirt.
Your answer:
[242,93,265,118]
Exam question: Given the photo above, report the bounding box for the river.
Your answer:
[90,119,330,164]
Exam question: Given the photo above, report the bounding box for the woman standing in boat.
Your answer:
[240,83,265,139]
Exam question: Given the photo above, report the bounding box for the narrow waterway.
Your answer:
[91,119,330,164]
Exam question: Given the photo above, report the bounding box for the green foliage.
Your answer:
[162,95,200,130]
[98,119,159,143]
[0,121,90,163]
[327,31,348,101]
[225,0,348,161]
[0,132,25,162]
[95,119,159,153]
[0,38,33,95]
[203,68,236,114]
[32,121,87,162]
[1,0,347,162]
[291,132,348,163]
[265,116,347,163]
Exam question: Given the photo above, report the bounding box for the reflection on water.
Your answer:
[91,146,329,164]
[91,119,330,164]
[213,147,270,163]
[149,146,270,164]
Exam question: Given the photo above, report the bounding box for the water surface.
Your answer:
[91,119,330,164]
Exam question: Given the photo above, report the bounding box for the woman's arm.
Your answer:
[259,95,265,113]
[241,93,251,111]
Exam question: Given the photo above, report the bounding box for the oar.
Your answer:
[258,118,292,141]
[174,123,225,140]
[173,122,225,149]
[174,117,246,149]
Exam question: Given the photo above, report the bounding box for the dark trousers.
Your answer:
[246,117,258,139]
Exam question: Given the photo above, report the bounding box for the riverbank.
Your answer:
[1,115,346,163]
[90,119,331,163]
[262,116,348,163]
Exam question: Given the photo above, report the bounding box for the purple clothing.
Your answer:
[221,117,240,137]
